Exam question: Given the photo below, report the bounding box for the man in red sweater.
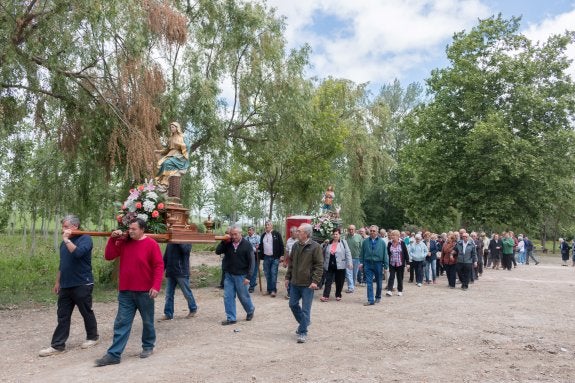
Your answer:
[95,218,164,367]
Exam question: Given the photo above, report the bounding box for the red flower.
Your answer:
[152,210,160,218]
[121,204,126,210]
[157,202,165,210]
[137,185,145,191]
[116,214,123,223]
[129,188,135,193]
[135,202,142,209]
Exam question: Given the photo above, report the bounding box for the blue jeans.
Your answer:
[345,262,356,291]
[424,258,436,282]
[164,276,198,318]
[223,273,255,322]
[518,250,526,264]
[363,261,383,303]
[352,259,360,285]
[289,285,314,335]
[263,256,280,293]
[107,291,155,360]
[249,258,261,289]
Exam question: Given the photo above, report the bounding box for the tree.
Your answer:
[398,15,575,229]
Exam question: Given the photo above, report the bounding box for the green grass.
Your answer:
[0,234,221,308]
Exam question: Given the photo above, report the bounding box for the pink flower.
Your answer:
[151,210,160,218]
[137,185,145,191]
[116,214,123,223]
[135,202,142,209]
[157,202,165,210]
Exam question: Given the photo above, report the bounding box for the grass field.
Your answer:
[0,234,221,308]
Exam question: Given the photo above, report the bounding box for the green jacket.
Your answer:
[360,237,389,269]
[501,237,515,255]
[285,239,324,287]
[345,233,363,259]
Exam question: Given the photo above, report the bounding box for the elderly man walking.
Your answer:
[285,223,323,343]
[39,214,99,357]
[360,225,389,306]
[455,232,478,290]
[217,225,255,325]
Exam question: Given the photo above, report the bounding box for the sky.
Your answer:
[263,0,575,92]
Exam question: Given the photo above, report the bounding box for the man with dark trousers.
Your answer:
[455,232,478,290]
[259,220,284,297]
[39,214,99,357]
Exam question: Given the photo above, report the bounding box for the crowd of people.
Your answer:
[38,215,549,364]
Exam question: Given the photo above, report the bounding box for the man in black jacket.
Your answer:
[159,243,198,320]
[216,225,255,325]
[259,220,284,297]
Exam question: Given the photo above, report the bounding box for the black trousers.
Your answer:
[456,263,472,289]
[409,261,414,282]
[323,269,346,298]
[387,265,405,292]
[51,284,98,350]
[502,253,513,270]
[445,264,457,288]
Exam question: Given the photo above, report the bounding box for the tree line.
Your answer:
[1,1,574,249]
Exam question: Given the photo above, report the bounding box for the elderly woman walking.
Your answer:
[440,233,458,288]
[321,228,352,302]
[385,230,409,296]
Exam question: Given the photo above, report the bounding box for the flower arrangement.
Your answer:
[311,213,337,241]
[116,179,167,233]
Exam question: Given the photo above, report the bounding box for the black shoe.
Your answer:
[221,320,237,325]
[248,287,254,293]
[95,354,120,367]
[139,348,153,358]
[375,298,381,303]
[246,312,254,321]
[363,302,374,306]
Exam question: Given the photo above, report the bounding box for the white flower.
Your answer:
[146,191,158,201]
[125,200,136,212]
[143,200,155,212]
[137,213,149,222]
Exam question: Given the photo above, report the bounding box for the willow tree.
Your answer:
[398,15,575,229]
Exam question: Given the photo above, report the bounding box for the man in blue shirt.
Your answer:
[39,215,99,357]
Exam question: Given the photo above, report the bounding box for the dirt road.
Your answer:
[2,255,575,382]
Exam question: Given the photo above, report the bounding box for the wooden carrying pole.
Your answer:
[70,230,225,244]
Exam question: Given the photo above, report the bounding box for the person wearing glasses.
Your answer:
[455,231,478,290]
[359,225,388,306]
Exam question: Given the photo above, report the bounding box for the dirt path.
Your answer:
[2,255,575,383]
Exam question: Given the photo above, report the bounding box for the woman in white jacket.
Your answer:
[321,228,352,302]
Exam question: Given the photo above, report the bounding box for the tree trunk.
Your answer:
[53,210,59,251]
[30,206,37,257]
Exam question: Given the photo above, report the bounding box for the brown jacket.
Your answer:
[441,241,458,265]
[286,239,323,287]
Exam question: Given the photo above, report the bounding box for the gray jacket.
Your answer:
[323,239,352,270]
[455,240,478,264]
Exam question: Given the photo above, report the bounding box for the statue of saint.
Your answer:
[322,185,335,211]
[155,121,189,190]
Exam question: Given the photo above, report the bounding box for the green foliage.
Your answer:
[0,235,116,307]
[190,264,221,289]
[398,15,575,230]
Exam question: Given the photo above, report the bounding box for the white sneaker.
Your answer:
[39,346,64,357]
[397,292,403,296]
[417,283,422,287]
[81,339,99,349]
[385,291,393,296]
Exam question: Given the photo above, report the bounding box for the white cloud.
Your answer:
[265,0,491,86]
[523,8,575,77]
